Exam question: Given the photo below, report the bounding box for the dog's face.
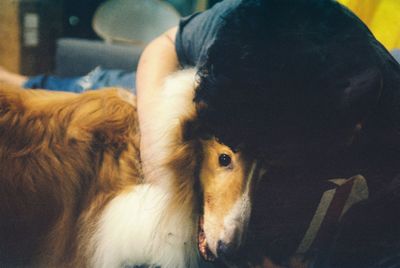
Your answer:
[197,138,262,263]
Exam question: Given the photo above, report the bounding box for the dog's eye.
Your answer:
[218,154,231,167]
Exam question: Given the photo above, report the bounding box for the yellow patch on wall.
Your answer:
[339,0,400,50]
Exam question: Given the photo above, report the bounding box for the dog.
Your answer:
[0,69,264,268]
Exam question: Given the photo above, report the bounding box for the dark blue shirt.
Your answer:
[175,0,241,68]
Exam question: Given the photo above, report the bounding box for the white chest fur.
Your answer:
[90,184,199,268]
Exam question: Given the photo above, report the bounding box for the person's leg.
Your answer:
[84,67,136,93]
[0,66,136,93]
[25,67,136,93]
[23,75,84,93]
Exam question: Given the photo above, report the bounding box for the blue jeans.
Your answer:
[23,67,136,94]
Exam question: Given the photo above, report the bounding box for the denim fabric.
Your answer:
[23,67,136,94]
[23,75,83,92]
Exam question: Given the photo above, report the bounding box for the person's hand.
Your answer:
[0,66,28,86]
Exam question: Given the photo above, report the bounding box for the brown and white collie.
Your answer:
[0,70,262,267]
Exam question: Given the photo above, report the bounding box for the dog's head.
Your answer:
[196,138,263,262]
[148,69,265,264]
[178,121,264,263]
[179,86,267,264]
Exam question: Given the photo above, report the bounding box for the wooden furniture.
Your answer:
[0,0,62,75]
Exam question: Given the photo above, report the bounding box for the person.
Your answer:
[1,0,400,266]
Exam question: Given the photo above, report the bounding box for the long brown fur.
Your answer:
[0,83,142,267]
[0,70,266,268]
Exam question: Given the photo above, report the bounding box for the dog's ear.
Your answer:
[340,68,382,123]
[182,118,202,141]
[182,101,212,141]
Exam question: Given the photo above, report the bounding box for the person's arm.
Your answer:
[136,26,178,104]
[136,26,179,179]
[136,1,227,180]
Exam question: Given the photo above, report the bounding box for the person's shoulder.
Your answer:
[208,0,242,16]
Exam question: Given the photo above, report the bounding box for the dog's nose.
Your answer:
[217,240,236,259]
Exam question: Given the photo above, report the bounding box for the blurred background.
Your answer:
[0,0,221,76]
[0,0,399,77]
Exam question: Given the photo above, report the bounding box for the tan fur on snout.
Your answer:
[199,139,258,256]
